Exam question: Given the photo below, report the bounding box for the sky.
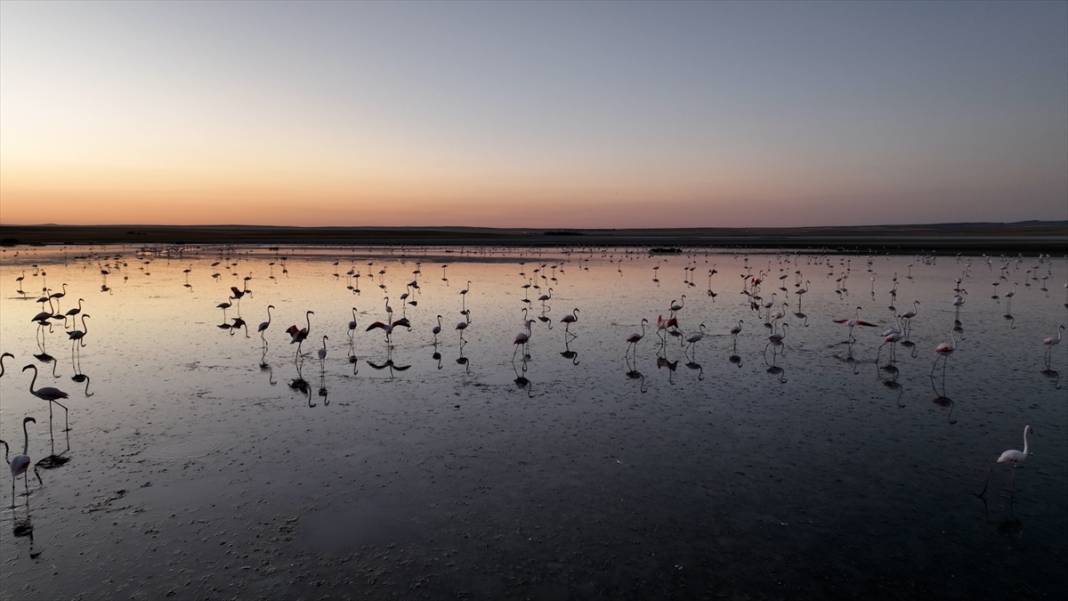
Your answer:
[1,1,1065,228]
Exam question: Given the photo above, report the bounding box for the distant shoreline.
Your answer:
[0,222,1065,252]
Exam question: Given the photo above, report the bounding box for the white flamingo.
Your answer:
[1,417,40,508]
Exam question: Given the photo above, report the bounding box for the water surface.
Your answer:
[1,246,1065,600]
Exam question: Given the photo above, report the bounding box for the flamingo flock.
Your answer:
[0,246,1063,525]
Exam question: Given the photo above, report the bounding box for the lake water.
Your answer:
[1,245,1065,600]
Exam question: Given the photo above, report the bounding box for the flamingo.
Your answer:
[833,306,879,342]
[513,319,535,360]
[876,327,902,366]
[285,310,314,355]
[30,295,54,325]
[765,323,788,357]
[230,316,250,337]
[684,323,706,358]
[67,314,90,347]
[1,417,41,508]
[455,320,469,342]
[625,318,649,358]
[216,300,232,321]
[347,307,359,338]
[366,317,410,344]
[560,308,579,337]
[537,288,553,307]
[730,319,743,340]
[898,300,920,337]
[460,281,472,309]
[318,335,329,366]
[931,330,957,376]
[49,283,67,310]
[64,297,85,325]
[257,305,275,341]
[432,315,442,343]
[23,364,70,431]
[669,295,685,316]
[1042,324,1064,368]
[978,425,1033,499]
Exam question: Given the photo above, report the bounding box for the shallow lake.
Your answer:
[0,245,1065,600]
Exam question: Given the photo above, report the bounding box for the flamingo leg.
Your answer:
[53,400,70,432]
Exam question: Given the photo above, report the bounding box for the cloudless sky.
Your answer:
[1,0,1065,227]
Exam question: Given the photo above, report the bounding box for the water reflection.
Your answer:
[1,246,1066,600]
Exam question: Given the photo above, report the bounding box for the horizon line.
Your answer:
[2,219,1066,231]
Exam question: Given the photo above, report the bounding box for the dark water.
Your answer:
[1,246,1065,600]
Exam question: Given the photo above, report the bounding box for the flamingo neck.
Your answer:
[27,366,37,394]
[22,421,30,455]
[1023,428,1030,455]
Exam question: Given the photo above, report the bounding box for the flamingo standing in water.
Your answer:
[765,323,788,357]
[729,320,743,341]
[257,305,275,343]
[512,319,535,360]
[318,336,329,367]
[669,295,685,317]
[347,307,358,339]
[23,364,70,431]
[560,308,579,338]
[64,298,85,327]
[898,301,919,338]
[459,281,472,311]
[978,425,1033,499]
[285,310,314,357]
[1042,324,1064,368]
[625,318,649,358]
[432,315,442,343]
[67,314,90,347]
[537,288,553,308]
[876,327,902,366]
[684,323,706,359]
[930,330,957,376]
[1,417,41,508]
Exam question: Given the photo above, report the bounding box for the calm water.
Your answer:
[0,245,1065,600]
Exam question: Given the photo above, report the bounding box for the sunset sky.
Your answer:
[1,1,1065,228]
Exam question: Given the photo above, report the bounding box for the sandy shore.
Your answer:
[1,222,1065,251]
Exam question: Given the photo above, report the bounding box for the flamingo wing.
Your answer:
[38,386,68,399]
[997,449,1026,464]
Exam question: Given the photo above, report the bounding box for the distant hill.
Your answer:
[0,221,1065,252]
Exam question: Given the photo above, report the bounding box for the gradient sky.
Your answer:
[1,1,1066,228]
